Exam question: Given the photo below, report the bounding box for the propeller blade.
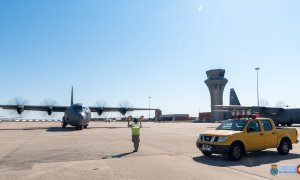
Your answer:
[39,98,60,118]
[7,97,29,117]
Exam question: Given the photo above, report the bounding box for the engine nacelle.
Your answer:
[119,108,127,115]
[47,107,53,115]
[97,108,103,116]
[17,106,24,114]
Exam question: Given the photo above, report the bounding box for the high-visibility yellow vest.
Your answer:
[131,124,140,135]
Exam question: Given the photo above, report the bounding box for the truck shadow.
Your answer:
[193,150,300,167]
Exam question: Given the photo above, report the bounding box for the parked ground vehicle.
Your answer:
[196,118,299,161]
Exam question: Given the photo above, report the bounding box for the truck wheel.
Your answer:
[281,123,286,126]
[277,138,291,155]
[287,124,292,127]
[201,151,212,156]
[228,143,243,161]
[84,124,88,128]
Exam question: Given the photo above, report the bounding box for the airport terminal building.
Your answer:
[159,114,194,121]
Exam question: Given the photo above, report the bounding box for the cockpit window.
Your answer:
[74,105,82,112]
[83,106,90,111]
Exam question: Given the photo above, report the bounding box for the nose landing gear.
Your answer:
[76,125,83,130]
[62,117,67,128]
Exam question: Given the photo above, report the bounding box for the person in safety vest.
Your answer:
[127,116,143,152]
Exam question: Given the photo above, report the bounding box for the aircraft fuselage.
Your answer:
[267,108,300,126]
[63,103,91,129]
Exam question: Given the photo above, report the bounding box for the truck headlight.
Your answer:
[217,136,228,142]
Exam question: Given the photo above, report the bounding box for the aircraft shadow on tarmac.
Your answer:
[46,126,136,132]
[0,127,48,131]
[193,151,300,167]
[46,127,82,132]
[0,127,76,131]
[0,126,144,131]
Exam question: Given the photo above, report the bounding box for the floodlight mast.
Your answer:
[255,67,260,106]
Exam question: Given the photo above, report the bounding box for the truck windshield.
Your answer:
[216,119,247,131]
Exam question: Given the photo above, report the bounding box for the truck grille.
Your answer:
[214,137,219,142]
[202,136,219,142]
[204,136,212,142]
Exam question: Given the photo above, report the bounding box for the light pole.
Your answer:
[255,67,260,106]
[148,97,151,120]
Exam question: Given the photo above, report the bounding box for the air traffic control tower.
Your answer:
[205,69,228,122]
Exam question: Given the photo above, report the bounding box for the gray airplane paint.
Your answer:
[60,87,91,129]
[229,88,240,105]
[62,103,91,130]
[0,87,158,130]
[222,89,300,126]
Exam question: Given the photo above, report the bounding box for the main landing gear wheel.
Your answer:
[76,125,83,130]
[62,121,67,128]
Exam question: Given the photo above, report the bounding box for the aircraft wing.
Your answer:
[213,105,252,111]
[0,105,68,113]
[213,105,284,114]
[89,106,158,115]
[89,107,157,112]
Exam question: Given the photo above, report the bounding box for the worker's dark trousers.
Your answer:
[132,135,140,151]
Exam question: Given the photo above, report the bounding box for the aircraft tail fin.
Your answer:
[71,86,74,105]
[230,88,241,105]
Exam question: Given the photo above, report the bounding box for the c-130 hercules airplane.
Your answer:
[0,87,157,130]
[215,88,300,126]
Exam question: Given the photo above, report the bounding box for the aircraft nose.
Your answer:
[79,112,86,120]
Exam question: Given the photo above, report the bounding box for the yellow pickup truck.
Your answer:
[196,118,299,161]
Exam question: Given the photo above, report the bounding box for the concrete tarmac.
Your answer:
[0,121,299,180]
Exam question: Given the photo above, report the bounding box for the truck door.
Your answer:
[261,120,277,148]
[244,120,265,151]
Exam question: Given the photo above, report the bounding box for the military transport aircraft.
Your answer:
[215,88,300,126]
[0,87,158,130]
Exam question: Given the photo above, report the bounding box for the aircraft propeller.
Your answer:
[7,97,29,117]
[118,100,133,116]
[39,98,60,118]
[93,100,109,117]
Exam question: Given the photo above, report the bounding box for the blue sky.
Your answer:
[0,0,300,118]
